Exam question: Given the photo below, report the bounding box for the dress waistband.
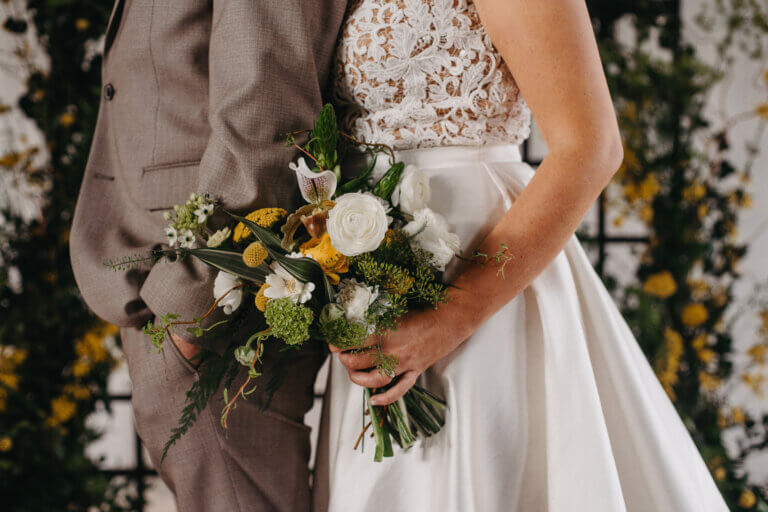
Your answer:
[391,143,522,168]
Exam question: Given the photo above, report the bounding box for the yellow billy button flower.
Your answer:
[233,208,287,242]
[299,233,349,285]
[0,436,11,452]
[254,284,270,312]
[682,303,709,327]
[713,467,726,482]
[642,271,677,298]
[243,242,268,268]
[739,489,757,509]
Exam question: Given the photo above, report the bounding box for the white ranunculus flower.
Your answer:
[404,208,460,271]
[327,192,389,256]
[336,278,379,323]
[263,258,315,304]
[391,164,431,215]
[213,271,243,314]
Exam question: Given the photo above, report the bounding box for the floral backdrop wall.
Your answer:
[0,0,766,510]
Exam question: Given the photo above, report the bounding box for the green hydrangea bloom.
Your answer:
[264,298,314,346]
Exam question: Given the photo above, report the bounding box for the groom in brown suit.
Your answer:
[69,1,347,509]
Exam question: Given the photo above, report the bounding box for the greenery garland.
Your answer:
[589,0,768,508]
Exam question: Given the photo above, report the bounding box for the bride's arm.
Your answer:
[337,0,623,405]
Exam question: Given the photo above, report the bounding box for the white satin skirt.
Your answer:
[323,144,727,512]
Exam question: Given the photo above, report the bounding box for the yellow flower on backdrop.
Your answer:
[46,396,77,427]
[739,489,757,508]
[0,437,12,452]
[747,344,767,365]
[731,407,746,425]
[682,303,709,327]
[254,284,270,312]
[643,271,677,298]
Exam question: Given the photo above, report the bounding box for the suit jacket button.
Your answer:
[104,83,115,100]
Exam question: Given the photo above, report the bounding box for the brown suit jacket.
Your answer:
[70,0,348,339]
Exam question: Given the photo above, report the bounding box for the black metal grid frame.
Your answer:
[98,138,647,510]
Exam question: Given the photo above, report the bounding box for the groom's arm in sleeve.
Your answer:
[138,0,333,344]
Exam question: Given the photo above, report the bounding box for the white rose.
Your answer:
[213,271,243,315]
[404,208,460,271]
[327,192,389,256]
[391,164,431,215]
[336,278,379,323]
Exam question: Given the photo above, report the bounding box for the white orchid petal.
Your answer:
[290,157,337,203]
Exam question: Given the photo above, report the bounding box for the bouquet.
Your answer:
[107,105,460,462]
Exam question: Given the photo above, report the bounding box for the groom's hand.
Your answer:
[333,301,476,405]
[171,333,203,368]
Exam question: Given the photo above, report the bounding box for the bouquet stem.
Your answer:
[362,385,447,461]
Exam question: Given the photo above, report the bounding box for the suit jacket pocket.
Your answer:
[138,160,200,211]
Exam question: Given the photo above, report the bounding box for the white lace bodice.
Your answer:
[333,0,532,151]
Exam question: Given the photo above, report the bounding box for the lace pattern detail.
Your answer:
[333,0,532,150]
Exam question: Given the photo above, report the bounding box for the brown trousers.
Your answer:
[120,327,325,511]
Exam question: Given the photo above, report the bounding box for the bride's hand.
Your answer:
[332,300,475,405]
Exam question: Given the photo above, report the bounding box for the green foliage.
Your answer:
[318,303,369,349]
[264,298,314,345]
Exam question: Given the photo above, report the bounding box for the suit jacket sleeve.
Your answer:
[138,0,342,343]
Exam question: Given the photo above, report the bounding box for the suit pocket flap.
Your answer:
[138,160,200,211]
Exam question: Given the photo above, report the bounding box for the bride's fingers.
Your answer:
[338,350,378,370]
[369,371,418,406]
[348,368,393,388]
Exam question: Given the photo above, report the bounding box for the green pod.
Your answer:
[371,162,404,200]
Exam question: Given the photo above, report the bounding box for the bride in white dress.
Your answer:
[316,0,729,510]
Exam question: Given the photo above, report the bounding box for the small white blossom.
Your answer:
[194,203,214,224]
[165,226,178,246]
[178,229,195,249]
[213,271,243,314]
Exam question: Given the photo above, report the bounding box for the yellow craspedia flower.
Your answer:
[698,348,716,365]
[47,396,77,427]
[682,303,709,327]
[643,271,677,298]
[713,467,726,482]
[254,284,270,312]
[243,241,268,268]
[731,407,746,425]
[748,344,767,365]
[739,489,757,509]
[300,233,349,277]
[0,437,11,452]
[59,112,76,127]
[233,208,287,242]
[756,103,768,121]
